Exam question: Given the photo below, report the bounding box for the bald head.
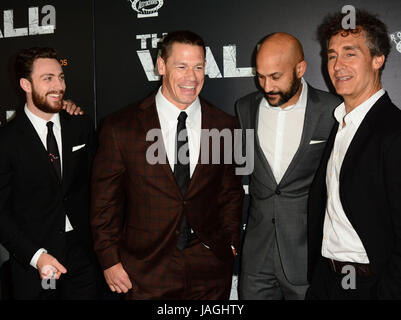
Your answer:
[255,32,307,108]
[257,32,304,65]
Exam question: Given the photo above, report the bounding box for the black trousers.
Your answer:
[11,230,103,300]
[306,256,378,300]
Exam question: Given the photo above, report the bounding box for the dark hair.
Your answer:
[15,47,60,81]
[317,9,391,72]
[159,30,206,61]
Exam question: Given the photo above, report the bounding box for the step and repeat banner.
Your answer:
[94,0,401,120]
[0,0,401,299]
[0,0,95,123]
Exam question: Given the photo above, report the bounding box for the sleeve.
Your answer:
[377,131,401,298]
[0,129,41,266]
[90,118,126,270]
[217,117,245,253]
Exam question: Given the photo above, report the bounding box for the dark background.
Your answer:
[0,0,400,298]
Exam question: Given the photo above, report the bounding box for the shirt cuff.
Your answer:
[30,248,47,269]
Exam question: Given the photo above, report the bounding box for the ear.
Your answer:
[157,56,166,76]
[372,55,385,71]
[296,60,307,78]
[19,78,32,93]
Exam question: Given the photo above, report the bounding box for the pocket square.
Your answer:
[72,144,86,152]
[310,140,326,144]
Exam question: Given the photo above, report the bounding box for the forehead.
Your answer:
[256,49,291,73]
[31,58,62,75]
[328,30,368,50]
[166,43,205,62]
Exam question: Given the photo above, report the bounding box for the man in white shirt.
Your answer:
[307,9,401,299]
[0,47,100,299]
[236,32,341,299]
[90,31,244,299]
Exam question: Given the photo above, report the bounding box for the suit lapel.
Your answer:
[18,111,60,184]
[280,85,325,184]
[339,93,388,182]
[186,101,210,193]
[60,112,73,191]
[138,94,182,196]
[318,122,338,185]
[252,93,278,187]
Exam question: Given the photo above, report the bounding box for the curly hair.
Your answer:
[15,47,60,81]
[317,9,391,72]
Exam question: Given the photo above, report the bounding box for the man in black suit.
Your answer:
[0,47,100,299]
[307,10,401,299]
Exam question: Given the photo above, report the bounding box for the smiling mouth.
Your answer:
[47,92,64,100]
[179,85,196,90]
[336,76,353,81]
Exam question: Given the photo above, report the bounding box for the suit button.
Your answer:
[183,201,187,205]
[272,218,275,224]
[175,230,180,235]
[275,189,281,195]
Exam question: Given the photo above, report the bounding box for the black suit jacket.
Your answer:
[0,110,95,270]
[308,93,401,299]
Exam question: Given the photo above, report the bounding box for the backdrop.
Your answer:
[1,0,400,299]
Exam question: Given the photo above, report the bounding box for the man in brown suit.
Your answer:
[90,30,244,299]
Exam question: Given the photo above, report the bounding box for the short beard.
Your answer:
[31,86,64,114]
[265,70,301,107]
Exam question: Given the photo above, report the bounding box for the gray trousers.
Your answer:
[239,236,308,300]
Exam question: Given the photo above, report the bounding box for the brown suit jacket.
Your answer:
[90,93,244,298]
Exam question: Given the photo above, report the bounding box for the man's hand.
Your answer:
[104,263,133,294]
[36,252,67,280]
[62,99,84,115]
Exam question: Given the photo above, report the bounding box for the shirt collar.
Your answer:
[334,89,385,128]
[261,77,308,111]
[24,104,61,131]
[155,86,201,126]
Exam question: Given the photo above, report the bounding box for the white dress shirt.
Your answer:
[258,78,308,183]
[155,87,201,177]
[24,105,73,269]
[322,89,385,263]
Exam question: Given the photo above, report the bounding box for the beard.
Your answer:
[31,86,64,114]
[265,70,301,107]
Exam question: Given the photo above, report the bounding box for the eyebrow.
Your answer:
[257,71,281,77]
[39,73,64,78]
[327,45,361,54]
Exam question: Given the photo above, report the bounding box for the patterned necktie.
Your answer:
[46,121,61,181]
[174,112,191,250]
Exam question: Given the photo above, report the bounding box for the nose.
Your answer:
[262,78,274,93]
[332,56,344,72]
[53,78,65,91]
[185,68,197,81]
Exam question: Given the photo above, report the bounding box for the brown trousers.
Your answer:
[124,239,234,300]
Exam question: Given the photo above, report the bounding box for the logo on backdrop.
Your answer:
[0,5,56,39]
[390,31,401,54]
[136,32,255,81]
[128,0,164,18]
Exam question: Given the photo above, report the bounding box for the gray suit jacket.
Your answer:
[235,84,341,285]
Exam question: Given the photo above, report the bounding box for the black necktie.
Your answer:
[46,121,61,181]
[175,112,191,250]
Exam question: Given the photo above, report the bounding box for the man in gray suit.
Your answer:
[236,32,341,299]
